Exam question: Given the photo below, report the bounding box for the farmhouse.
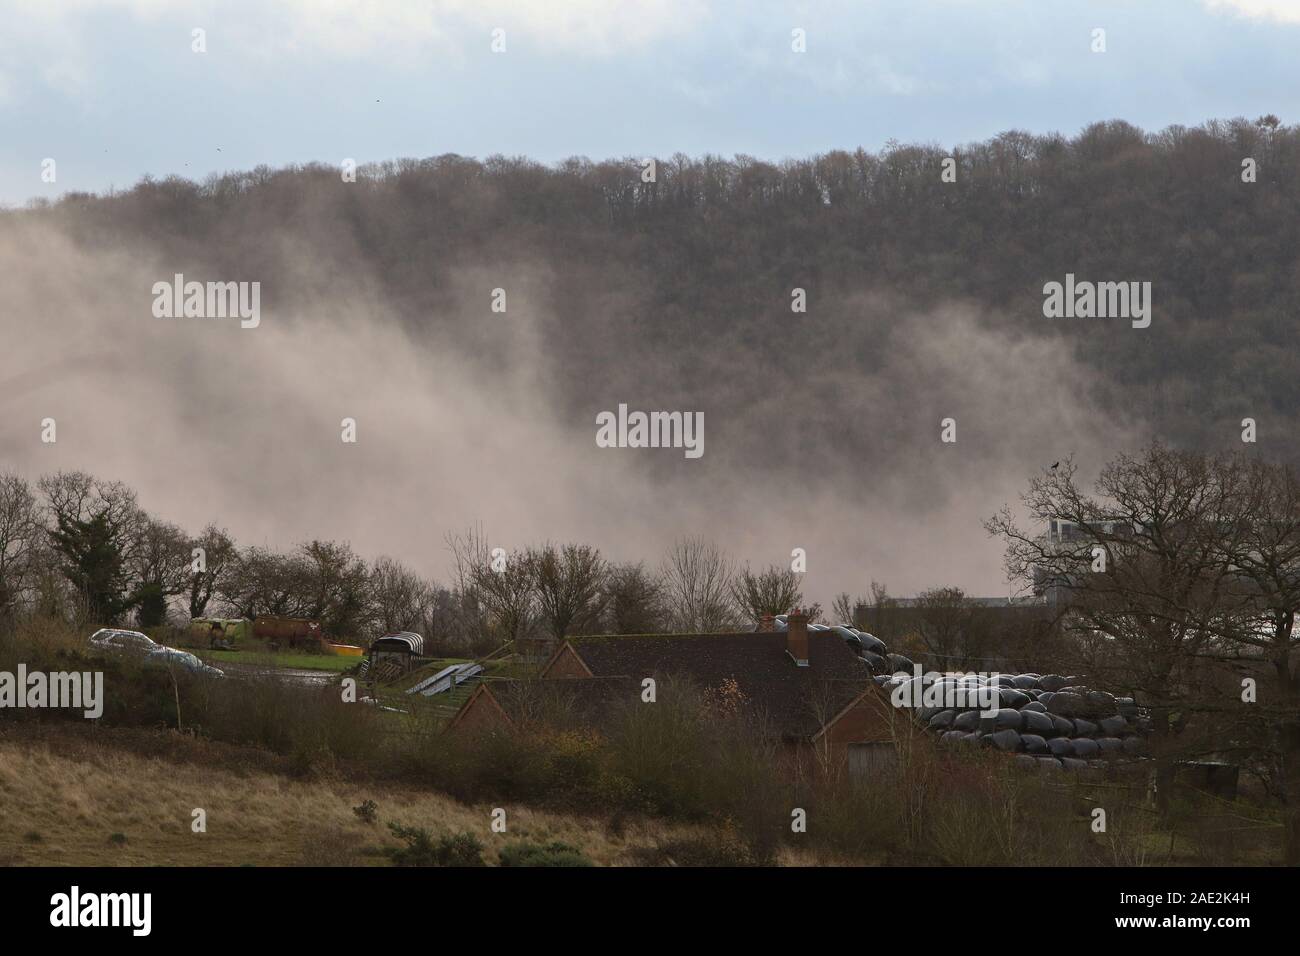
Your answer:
[447,604,1154,780]
[450,610,903,775]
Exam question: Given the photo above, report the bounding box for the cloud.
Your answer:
[0,0,712,102]
[1202,0,1300,23]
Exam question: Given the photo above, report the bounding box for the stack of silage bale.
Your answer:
[774,615,1149,770]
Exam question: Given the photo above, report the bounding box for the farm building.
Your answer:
[448,608,1154,781]
[450,610,903,776]
[370,631,425,672]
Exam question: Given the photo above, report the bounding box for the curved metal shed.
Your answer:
[371,631,425,656]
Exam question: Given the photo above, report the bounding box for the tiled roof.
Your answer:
[562,631,873,738]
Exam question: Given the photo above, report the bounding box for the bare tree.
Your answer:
[444,525,493,645]
[831,592,862,627]
[218,546,313,620]
[370,555,434,635]
[987,444,1252,813]
[604,562,666,634]
[0,472,40,619]
[188,524,236,619]
[1213,457,1300,864]
[731,563,803,622]
[298,540,372,638]
[529,542,608,640]
[913,586,976,666]
[449,527,536,645]
[660,536,736,632]
[127,517,193,627]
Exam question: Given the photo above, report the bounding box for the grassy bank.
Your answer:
[0,725,709,866]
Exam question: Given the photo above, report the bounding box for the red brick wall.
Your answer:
[451,688,511,734]
[823,689,896,750]
[542,644,591,678]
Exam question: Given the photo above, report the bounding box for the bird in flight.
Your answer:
[1050,461,1060,470]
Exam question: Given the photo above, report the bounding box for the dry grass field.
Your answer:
[0,725,719,867]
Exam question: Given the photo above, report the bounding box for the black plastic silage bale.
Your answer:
[998,688,1032,709]
[1087,690,1117,712]
[953,710,981,732]
[928,709,956,730]
[859,632,888,655]
[1047,737,1075,757]
[1039,675,1068,692]
[1050,692,1087,717]
[1096,737,1124,755]
[1072,738,1101,758]
[887,653,914,673]
[989,729,1024,751]
[860,650,888,673]
[1022,710,1055,735]
[1099,715,1127,736]
[1021,734,1049,754]
[979,708,1023,734]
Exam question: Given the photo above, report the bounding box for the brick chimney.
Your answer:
[758,614,775,633]
[786,608,810,667]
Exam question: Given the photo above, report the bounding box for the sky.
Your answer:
[1,0,1298,607]
[2,0,1300,206]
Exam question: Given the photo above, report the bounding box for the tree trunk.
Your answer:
[1282,717,1300,866]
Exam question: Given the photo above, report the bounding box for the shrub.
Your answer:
[497,840,592,867]
[352,799,378,824]
[645,830,763,867]
[385,824,485,867]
